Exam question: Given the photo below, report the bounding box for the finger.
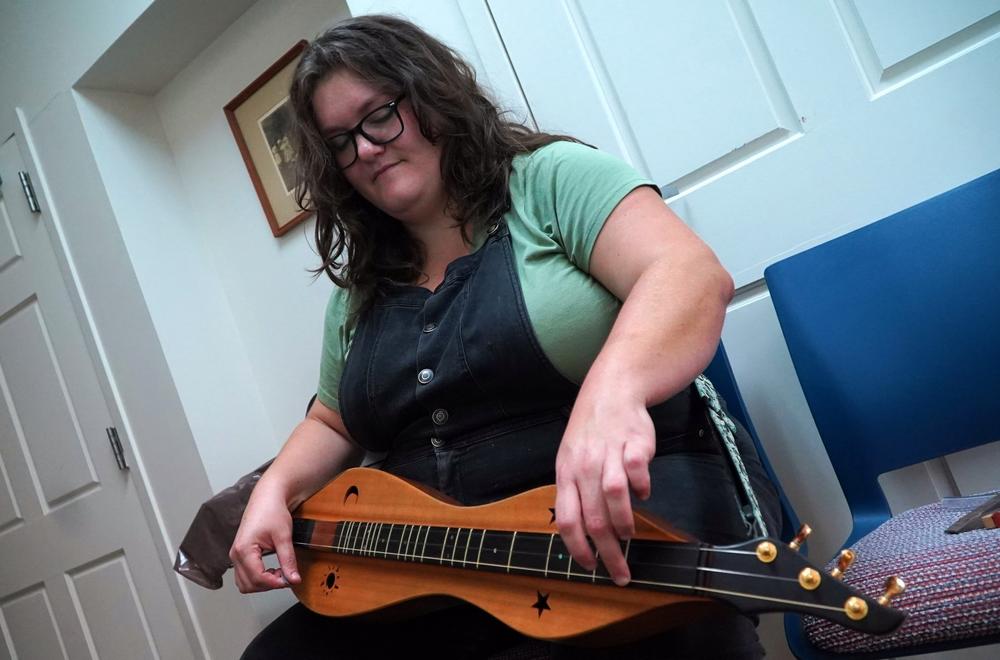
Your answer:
[580,471,630,586]
[623,440,652,501]
[274,531,301,585]
[236,544,283,591]
[232,562,250,593]
[602,452,636,540]
[230,544,262,592]
[233,554,269,593]
[555,480,596,571]
[265,567,289,588]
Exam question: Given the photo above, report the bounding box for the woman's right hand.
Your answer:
[228,399,364,593]
[229,485,301,593]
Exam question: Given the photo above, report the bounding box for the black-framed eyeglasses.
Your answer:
[327,95,405,170]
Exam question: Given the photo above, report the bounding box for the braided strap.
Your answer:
[694,375,769,537]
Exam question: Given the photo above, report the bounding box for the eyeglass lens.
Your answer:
[330,99,404,169]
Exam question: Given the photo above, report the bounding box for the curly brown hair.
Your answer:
[289,14,576,312]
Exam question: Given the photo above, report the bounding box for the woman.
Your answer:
[233,14,780,659]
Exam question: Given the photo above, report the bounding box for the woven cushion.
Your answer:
[803,500,1000,654]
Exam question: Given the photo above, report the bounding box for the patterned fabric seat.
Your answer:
[803,499,1000,654]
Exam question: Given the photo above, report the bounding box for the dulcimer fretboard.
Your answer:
[293,518,713,594]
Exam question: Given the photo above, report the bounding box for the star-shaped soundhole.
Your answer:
[532,590,551,618]
[548,507,556,524]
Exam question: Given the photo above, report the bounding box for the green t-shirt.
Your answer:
[317,141,655,412]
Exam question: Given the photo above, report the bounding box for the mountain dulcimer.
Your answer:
[291,468,905,645]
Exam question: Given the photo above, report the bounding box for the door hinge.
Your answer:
[18,171,40,213]
[106,427,129,470]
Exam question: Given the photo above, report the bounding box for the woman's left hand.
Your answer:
[554,383,656,586]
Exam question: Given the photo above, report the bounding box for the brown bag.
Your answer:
[173,459,273,589]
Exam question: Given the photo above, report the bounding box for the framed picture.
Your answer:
[225,40,311,237]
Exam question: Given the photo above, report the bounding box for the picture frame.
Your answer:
[224,40,311,237]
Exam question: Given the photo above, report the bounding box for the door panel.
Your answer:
[851,0,1000,72]
[0,135,195,659]
[488,0,802,189]
[66,552,158,660]
[0,585,69,660]
[0,298,99,507]
[0,205,18,269]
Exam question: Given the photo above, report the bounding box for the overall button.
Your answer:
[417,368,434,384]
[698,428,705,438]
[430,437,444,448]
[422,322,438,333]
[432,408,449,425]
[487,221,500,234]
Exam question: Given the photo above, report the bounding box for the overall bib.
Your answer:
[242,221,779,660]
[339,221,777,546]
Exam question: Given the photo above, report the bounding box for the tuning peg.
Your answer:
[844,596,869,621]
[755,541,777,563]
[830,549,856,580]
[788,523,812,551]
[877,576,906,606]
[798,567,821,591]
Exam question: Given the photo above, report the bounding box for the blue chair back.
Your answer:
[704,343,800,543]
[764,167,1000,549]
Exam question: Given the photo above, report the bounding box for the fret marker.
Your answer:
[343,485,359,504]
[320,566,340,596]
[532,591,551,618]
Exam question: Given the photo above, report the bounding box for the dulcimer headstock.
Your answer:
[699,525,905,634]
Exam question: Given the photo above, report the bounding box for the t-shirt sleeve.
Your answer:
[316,285,354,412]
[520,141,658,272]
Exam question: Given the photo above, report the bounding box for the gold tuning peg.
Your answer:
[877,576,906,606]
[798,567,822,590]
[844,596,869,621]
[830,549,856,580]
[788,523,812,551]
[755,541,777,563]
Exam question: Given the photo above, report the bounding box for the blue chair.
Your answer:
[765,167,1000,658]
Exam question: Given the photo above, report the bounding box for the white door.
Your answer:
[481,0,1000,283]
[0,135,196,660]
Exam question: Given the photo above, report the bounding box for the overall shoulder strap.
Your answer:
[694,375,769,538]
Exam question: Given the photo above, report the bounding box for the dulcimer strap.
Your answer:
[694,375,769,539]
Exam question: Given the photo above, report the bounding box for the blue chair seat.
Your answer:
[803,498,1000,654]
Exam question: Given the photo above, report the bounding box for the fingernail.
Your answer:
[614,575,630,587]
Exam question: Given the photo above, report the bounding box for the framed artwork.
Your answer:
[224,40,311,237]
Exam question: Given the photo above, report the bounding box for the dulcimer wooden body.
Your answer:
[291,468,904,645]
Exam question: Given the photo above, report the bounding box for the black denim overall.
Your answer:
[243,222,777,659]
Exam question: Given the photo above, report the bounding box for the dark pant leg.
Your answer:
[548,611,763,660]
[240,602,531,660]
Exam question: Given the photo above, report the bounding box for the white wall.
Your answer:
[153,0,352,486]
[0,0,152,138]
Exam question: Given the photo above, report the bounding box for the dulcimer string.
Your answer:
[292,519,848,615]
